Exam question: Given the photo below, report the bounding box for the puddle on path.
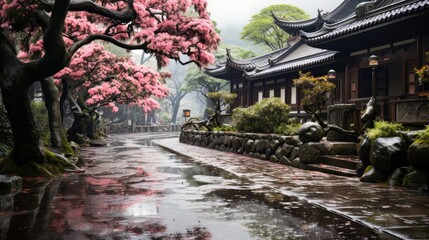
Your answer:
[0,134,396,240]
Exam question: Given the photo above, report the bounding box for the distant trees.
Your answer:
[185,43,256,117]
[240,4,309,52]
[165,63,192,124]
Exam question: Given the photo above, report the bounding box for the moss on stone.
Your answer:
[363,165,374,175]
[60,131,75,156]
[0,149,81,177]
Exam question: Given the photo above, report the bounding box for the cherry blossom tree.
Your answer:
[54,43,169,141]
[0,0,220,175]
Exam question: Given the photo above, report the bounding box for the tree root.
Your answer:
[0,149,84,177]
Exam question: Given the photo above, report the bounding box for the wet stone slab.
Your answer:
[0,133,411,239]
[155,137,429,240]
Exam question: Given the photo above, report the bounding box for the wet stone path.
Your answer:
[0,133,426,239]
[155,137,429,240]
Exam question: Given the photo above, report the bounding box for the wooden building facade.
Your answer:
[206,0,429,124]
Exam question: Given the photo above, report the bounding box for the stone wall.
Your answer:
[180,130,301,166]
[180,130,358,169]
[180,130,349,169]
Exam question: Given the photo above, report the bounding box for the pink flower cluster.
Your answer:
[54,43,168,112]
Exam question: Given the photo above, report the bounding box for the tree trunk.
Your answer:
[66,94,96,142]
[171,100,180,123]
[41,77,72,153]
[0,33,46,165]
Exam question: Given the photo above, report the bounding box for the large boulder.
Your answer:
[358,137,371,165]
[299,142,329,164]
[360,166,386,183]
[298,122,324,143]
[370,137,408,175]
[387,167,410,186]
[356,161,367,177]
[408,140,429,172]
[403,170,429,191]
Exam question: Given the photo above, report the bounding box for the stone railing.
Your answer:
[180,130,357,168]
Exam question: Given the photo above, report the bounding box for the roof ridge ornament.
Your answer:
[355,0,380,19]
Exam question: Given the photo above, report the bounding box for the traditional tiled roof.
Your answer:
[303,0,429,44]
[274,0,369,34]
[205,45,293,79]
[245,51,337,80]
[205,41,338,81]
[224,46,291,72]
[273,12,325,35]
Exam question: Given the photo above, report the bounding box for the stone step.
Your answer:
[307,163,358,177]
[321,155,360,170]
[325,141,357,155]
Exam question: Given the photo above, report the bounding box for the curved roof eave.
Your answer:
[245,51,338,80]
[304,0,429,44]
[273,12,323,34]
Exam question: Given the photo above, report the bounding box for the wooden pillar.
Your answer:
[247,80,252,107]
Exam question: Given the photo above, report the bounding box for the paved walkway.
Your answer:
[154,138,429,240]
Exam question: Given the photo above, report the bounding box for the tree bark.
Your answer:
[41,77,71,151]
[0,33,45,165]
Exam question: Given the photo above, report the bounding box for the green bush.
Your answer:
[365,121,404,141]
[213,125,237,132]
[417,125,429,143]
[232,98,291,133]
[275,122,302,136]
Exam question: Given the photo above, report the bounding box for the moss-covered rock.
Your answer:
[360,166,386,183]
[387,167,410,186]
[403,170,429,191]
[356,161,368,177]
[370,137,408,175]
[408,140,429,172]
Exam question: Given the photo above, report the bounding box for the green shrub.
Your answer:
[365,121,404,141]
[417,125,429,143]
[232,98,291,133]
[213,125,237,132]
[275,122,302,136]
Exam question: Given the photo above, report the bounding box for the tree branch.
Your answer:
[40,0,135,23]
[68,34,201,66]
[25,0,70,82]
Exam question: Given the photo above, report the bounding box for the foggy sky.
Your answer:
[206,0,344,48]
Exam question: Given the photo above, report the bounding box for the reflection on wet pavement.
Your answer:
[1,133,395,239]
